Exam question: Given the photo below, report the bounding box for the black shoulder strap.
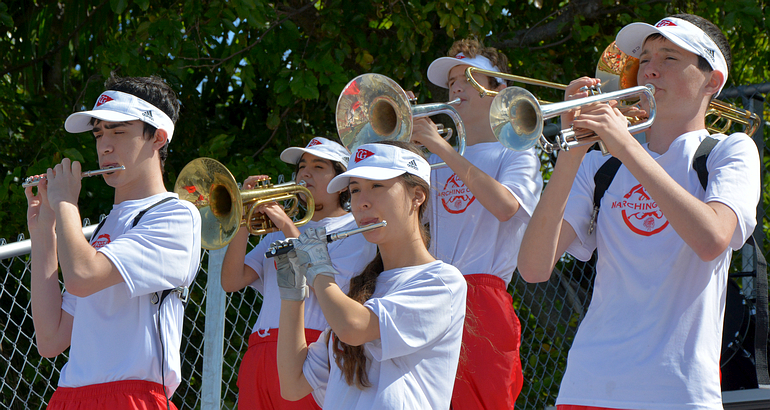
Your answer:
[692,136,718,189]
[131,196,190,307]
[91,217,108,241]
[593,157,623,210]
[132,197,175,227]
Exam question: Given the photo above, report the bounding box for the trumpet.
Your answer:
[467,41,759,152]
[490,84,657,153]
[22,165,126,188]
[174,158,314,250]
[336,73,466,168]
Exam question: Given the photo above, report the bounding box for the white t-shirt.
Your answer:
[558,131,760,410]
[60,192,202,397]
[243,213,377,334]
[428,142,542,283]
[302,260,466,410]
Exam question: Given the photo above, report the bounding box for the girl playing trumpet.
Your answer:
[221,137,376,410]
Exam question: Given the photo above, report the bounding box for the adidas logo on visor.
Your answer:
[355,149,374,163]
[142,110,154,121]
[406,159,418,170]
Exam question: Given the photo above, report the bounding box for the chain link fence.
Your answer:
[1,85,767,410]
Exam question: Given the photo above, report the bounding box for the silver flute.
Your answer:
[265,220,387,258]
[22,165,126,188]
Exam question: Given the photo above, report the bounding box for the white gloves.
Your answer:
[272,241,309,301]
[288,227,338,288]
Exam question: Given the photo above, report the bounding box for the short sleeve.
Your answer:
[363,272,454,362]
[244,233,277,293]
[61,290,77,316]
[703,133,760,248]
[303,328,331,404]
[499,148,543,220]
[98,202,200,297]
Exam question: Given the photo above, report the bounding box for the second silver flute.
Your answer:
[265,221,387,258]
[22,165,126,188]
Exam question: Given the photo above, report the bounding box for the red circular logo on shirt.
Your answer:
[92,234,111,249]
[611,184,668,236]
[439,173,475,214]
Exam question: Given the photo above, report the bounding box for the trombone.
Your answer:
[174,157,314,250]
[336,73,466,168]
[466,41,760,152]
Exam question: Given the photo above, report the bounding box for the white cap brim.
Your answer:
[64,90,176,142]
[427,53,503,89]
[615,17,728,94]
[279,137,350,167]
[327,167,405,193]
[65,110,143,133]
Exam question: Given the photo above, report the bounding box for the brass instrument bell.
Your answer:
[174,157,314,250]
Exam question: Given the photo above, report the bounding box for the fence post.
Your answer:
[202,246,228,410]
[742,94,766,299]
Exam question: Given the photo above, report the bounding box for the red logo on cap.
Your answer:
[455,55,465,59]
[96,94,114,107]
[655,19,677,28]
[354,149,374,163]
[307,138,322,147]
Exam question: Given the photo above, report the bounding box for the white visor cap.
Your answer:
[427,52,504,89]
[65,90,176,142]
[615,16,729,95]
[280,137,351,168]
[327,143,431,193]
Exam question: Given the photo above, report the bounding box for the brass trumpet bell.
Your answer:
[336,73,466,168]
[174,157,314,250]
[490,84,657,153]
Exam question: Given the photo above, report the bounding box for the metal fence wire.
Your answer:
[0,84,768,410]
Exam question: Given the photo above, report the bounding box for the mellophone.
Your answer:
[264,221,387,258]
[22,165,126,188]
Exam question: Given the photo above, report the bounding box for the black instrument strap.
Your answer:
[593,157,622,210]
[132,197,174,228]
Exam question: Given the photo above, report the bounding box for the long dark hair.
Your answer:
[329,141,430,389]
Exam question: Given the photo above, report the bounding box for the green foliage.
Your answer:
[0,0,768,408]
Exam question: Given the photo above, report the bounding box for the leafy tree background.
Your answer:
[1,0,767,409]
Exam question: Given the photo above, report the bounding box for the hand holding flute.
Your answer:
[265,221,387,258]
[23,165,126,188]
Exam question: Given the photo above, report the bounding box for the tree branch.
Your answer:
[181,1,318,71]
[491,0,669,50]
[252,104,295,159]
[0,1,109,77]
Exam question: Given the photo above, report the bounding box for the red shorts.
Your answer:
[557,406,629,410]
[47,380,175,410]
[451,274,523,410]
[237,328,322,410]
